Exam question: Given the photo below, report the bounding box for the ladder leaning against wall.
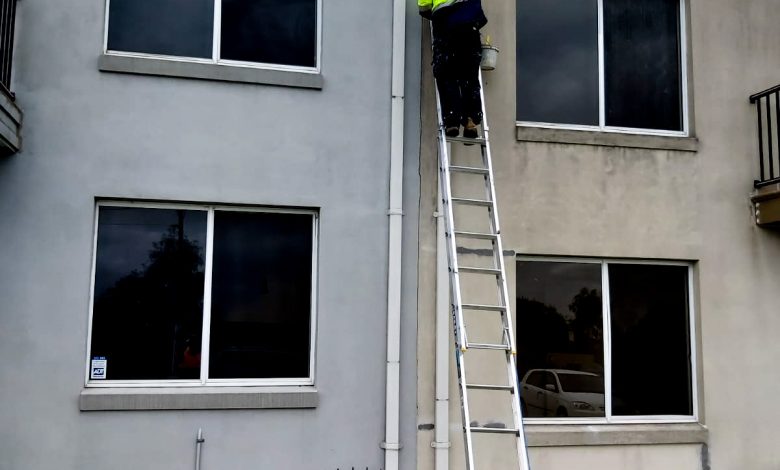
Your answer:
[433,61,532,470]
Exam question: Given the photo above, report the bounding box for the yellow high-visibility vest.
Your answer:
[418,0,462,16]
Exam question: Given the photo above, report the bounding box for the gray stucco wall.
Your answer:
[415,0,780,469]
[0,0,420,469]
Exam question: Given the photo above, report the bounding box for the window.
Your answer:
[86,202,317,386]
[516,258,696,422]
[105,0,319,70]
[516,0,687,134]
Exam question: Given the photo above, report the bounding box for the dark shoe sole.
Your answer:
[463,128,479,139]
[445,126,460,137]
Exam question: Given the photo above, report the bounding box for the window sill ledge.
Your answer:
[79,386,318,411]
[516,126,699,152]
[524,423,708,447]
[98,54,324,90]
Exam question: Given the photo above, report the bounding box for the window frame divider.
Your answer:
[601,260,613,422]
[83,204,102,387]
[597,0,606,129]
[212,0,222,63]
[199,208,215,385]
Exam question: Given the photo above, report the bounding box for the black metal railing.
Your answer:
[750,84,780,188]
[0,0,16,95]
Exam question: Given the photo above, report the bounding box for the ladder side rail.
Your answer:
[438,134,477,470]
[435,112,468,350]
[478,69,500,237]
[477,69,532,470]
[433,69,477,470]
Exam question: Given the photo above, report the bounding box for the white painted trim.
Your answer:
[102,0,111,54]
[86,378,315,388]
[199,209,215,384]
[597,0,605,129]
[83,204,101,387]
[516,256,699,424]
[308,213,320,384]
[212,0,221,63]
[434,179,450,470]
[601,261,612,421]
[516,121,688,138]
[384,0,406,466]
[687,265,700,422]
[524,416,699,426]
[679,0,690,136]
[85,201,318,388]
[517,255,602,264]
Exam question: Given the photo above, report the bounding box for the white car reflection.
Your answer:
[520,369,605,418]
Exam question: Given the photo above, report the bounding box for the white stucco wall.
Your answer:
[416,0,780,468]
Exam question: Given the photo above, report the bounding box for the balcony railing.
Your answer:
[0,0,19,156]
[750,84,780,188]
[0,0,16,95]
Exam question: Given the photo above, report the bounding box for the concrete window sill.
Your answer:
[98,54,324,90]
[524,423,708,447]
[516,125,699,152]
[79,386,318,411]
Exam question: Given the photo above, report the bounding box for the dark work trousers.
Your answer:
[432,24,483,128]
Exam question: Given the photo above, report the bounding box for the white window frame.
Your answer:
[516,256,699,425]
[516,0,689,137]
[84,200,319,388]
[102,0,323,74]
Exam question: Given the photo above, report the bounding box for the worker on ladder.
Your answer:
[419,0,488,139]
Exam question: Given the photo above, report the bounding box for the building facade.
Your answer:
[0,0,422,469]
[3,0,780,469]
[416,0,780,469]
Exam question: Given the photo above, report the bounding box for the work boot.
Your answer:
[463,118,479,138]
[445,125,460,137]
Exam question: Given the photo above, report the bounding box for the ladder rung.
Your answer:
[469,427,519,434]
[458,266,501,276]
[466,383,514,392]
[449,165,489,175]
[450,197,492,207]
[445,136,487,145]
[461,303,506,312]
[467,342,511,351]
[454,231,497,240]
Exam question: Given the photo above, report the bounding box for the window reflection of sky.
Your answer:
[94,207,207,297]
[516,0,599,125]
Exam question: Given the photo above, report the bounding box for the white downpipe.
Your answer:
[383,0,406,468]
[434,175,450,470]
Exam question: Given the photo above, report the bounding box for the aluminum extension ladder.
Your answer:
[434,68,531,470]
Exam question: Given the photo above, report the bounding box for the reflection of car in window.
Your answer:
[520,369,605,418]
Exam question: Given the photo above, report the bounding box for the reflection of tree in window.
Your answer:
[91,209,205,381]
[568,288,604,367]
[516,297,569,375]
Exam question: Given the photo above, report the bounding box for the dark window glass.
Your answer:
[90,207,207,380]
[526,371,544,388]
[209,211,313,379]
[221,0,317,67]
[609,264,692,416]
[557,372,605,394]
[516,261,605,418]
[604,0,683,130]
[516,0,599,125]
[107,0,214,58]
[542,372,558,391]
